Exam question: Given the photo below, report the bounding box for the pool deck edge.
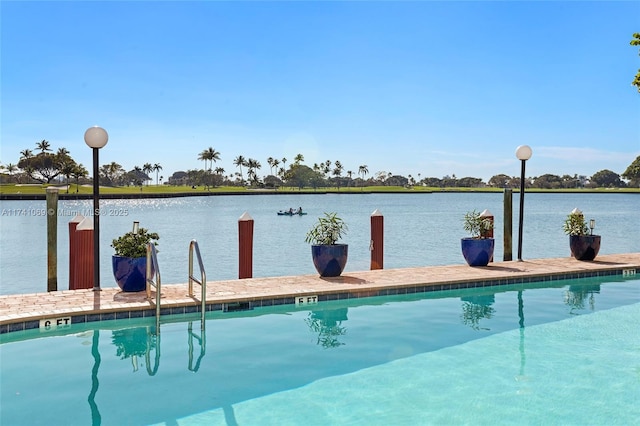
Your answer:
[1,253,639,333]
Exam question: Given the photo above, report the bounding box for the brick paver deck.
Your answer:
[1,253,638,333]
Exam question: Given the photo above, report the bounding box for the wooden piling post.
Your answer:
[503,189,513,261]
[74,217,95,289]
[238,212,254,279]
[370,209,384,270]
[68,214,84,290]
[46,187,59,292]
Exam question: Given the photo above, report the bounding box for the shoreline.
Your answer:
[2,188,637,201]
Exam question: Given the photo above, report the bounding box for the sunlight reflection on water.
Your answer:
[1,192,638,294]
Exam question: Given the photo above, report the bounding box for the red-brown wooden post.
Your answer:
[480,209,494,262]
[68,214,84,290]
[238,212,254,279]
[74,217,94,289]
[370,209,384,270]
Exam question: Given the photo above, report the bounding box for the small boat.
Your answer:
[277,210,307,216]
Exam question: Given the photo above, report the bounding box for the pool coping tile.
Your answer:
[0,253,638,334]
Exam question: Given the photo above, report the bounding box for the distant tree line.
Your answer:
[3,142,639,191]
[0,140,163,192]
[164,150,640,190]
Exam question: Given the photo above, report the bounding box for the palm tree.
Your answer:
[207,147,220,189]
[153,163,162,185]
[72,164,88,192]
[246,158,261,185]
[132,166,144,187]
[60,159,76,193]
[205,147,221,165]
[294,153,304,165]
[358,165,368,190]
[36,140,51,153]
[56,147,70,156]
[5,163,17,180]
[323,160,332,178]
[20,149,33,160]
[104,162,124,186]
[272,158,280,175]
[267,157,274,175]
[333,161,343,190]
[234,155,247,185]
[199,147,220,190]
[142,163,153,185]
[198,150,209,171]
[281,157,287,173]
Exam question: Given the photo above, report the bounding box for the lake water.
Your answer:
[0,192,638,295]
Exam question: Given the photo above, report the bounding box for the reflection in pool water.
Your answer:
[1,276,638,425]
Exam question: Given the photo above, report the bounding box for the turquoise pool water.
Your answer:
[1,276,639,425]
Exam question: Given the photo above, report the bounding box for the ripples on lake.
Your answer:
[1,192,638,295]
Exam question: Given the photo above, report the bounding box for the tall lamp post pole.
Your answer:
[515,145,532,261]
[84,126,109,291]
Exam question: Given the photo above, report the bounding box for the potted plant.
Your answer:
[461,210,495,267]
[111,224,159,292]
[563,208,600,261]
[305,212,348,277]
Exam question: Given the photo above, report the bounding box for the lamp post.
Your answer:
[84,126,109,291]
[515,145,532,261]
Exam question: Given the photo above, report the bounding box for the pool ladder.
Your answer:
[186,240,207,372]
[142,240,206,374]
[146,242,162,332]
[145,240,207,331]
[188,239,207,330]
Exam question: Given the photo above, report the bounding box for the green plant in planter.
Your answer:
[563,208,600,261]
[463,210,494,239]
[563,209,589,236]
[305,212,348,245]
[111,228,159,258]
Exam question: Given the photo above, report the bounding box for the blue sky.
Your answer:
[2,1,639,182]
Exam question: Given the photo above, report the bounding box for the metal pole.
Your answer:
[503,189,512,261]
[93,147,101,290]
[517,159,526,261]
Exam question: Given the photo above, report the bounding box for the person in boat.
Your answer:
[289,208,293,214]
[297,207,302,214]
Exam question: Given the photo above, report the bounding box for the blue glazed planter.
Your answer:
[569,235,601,261]
[461,238,495,267]
[112,256,152,292]
[311,244,348,277]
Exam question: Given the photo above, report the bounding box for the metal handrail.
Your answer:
[145,330,161,376]
[146,243,162,332]
[188,239,207,328]
[187,321,206,372]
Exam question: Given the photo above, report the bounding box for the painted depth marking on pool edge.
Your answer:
[622,269,636,277]
[295,295,318,307]
[39,317,71,332]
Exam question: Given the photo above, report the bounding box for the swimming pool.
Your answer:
[1,276,638,425]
